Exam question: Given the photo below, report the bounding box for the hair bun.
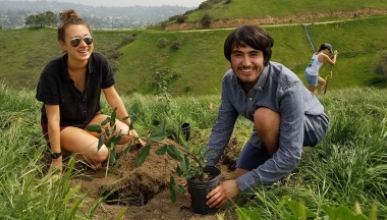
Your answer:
[60,9,80,23]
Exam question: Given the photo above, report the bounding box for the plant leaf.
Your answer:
[157,119,167,133]
[155,145,167,155]
[101,117,110,126]
[109,148,116,165]
[149,131,167,142]
[169,176,176,204]
[85,124,102,133]
[180,154,190,172]
[105,127,110,137]
[286,199,317,219]
[111,124,117,135]
[236,208,263,220]
[113,133,123,145]
[137,144,151,166]
[110,107,117,127]
[176,165,183,176]
[97,134,105,151]
[106,138,112,149]
[166,145,182,161]
[176,184,186,194]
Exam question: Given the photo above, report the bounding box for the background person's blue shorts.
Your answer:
[236,113,329,171]
[304,72,318,86]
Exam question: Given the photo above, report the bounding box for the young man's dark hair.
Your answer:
[224,25,274,66]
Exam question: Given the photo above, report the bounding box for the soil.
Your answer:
[67,139,239,220]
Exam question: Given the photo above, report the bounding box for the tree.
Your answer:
[25,15,37,26]
[176,15,188,24]
[45,11,58,27]
[24,11,58,27]
[201,13,212,28]
[374,51,387,79]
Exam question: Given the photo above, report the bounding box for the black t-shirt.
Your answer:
[36,52,115,128]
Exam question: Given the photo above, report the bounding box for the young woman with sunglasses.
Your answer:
[304,43,338,95]
[36,9,145,175]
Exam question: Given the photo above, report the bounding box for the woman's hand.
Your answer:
[50,158,63,176]
[129,129,146,147]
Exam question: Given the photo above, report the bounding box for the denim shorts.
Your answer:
[304,72,318,86]
[236,113,329,171]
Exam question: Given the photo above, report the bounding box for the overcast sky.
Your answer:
[57,0,204,7]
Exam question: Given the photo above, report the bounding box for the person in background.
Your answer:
[304,43,338,95]
[186,25,330,208]
[36,9,144,175]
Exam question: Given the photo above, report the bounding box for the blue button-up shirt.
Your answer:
[206,61,325,192]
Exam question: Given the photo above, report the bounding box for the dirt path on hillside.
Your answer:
[69,139,240,220]
[165,8,387,32]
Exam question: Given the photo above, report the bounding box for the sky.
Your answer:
[57,0,205,7]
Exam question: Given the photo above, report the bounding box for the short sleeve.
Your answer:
[101,55,115,88]
[35,64,59,105]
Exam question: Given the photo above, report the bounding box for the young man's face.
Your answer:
[230,44,265,90]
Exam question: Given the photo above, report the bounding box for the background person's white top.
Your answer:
[305,53,324,76]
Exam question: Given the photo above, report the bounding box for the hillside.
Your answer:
[164,0,387,30]
[0,0,387,96]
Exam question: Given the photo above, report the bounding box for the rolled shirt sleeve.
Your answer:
[206,77,239,166]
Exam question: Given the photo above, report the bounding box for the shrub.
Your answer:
[201,13,212,28]
[171,40,182,50]
[158,38,169,48]
[184,10,195,15]
[160,21,168,31]
[199,0,222,9]
[176,15,188,24]
[169,15,179,21]
[374,51,387,78]
[225,0,232,4]
[198,2,211,9]
[117,35,136,48]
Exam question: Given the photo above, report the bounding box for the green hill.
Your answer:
[165,0,387,30]
[0,1,387,96]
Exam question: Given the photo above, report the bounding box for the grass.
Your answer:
[1,15,387,96]
[2,81,387,219]
[184,0,387,22]
[223,88,387,219]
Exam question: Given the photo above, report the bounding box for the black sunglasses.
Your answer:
[70,35,93,47]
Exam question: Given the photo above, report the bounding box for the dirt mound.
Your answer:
[69,140,238,220]
[98,142,183,207]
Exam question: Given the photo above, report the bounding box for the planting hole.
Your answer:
[101,189,155,207]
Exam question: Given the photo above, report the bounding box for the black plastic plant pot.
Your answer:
[180,122,191,141]
[187,166,221,215]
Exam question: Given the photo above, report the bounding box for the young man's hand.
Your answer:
[206,180,241,208]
